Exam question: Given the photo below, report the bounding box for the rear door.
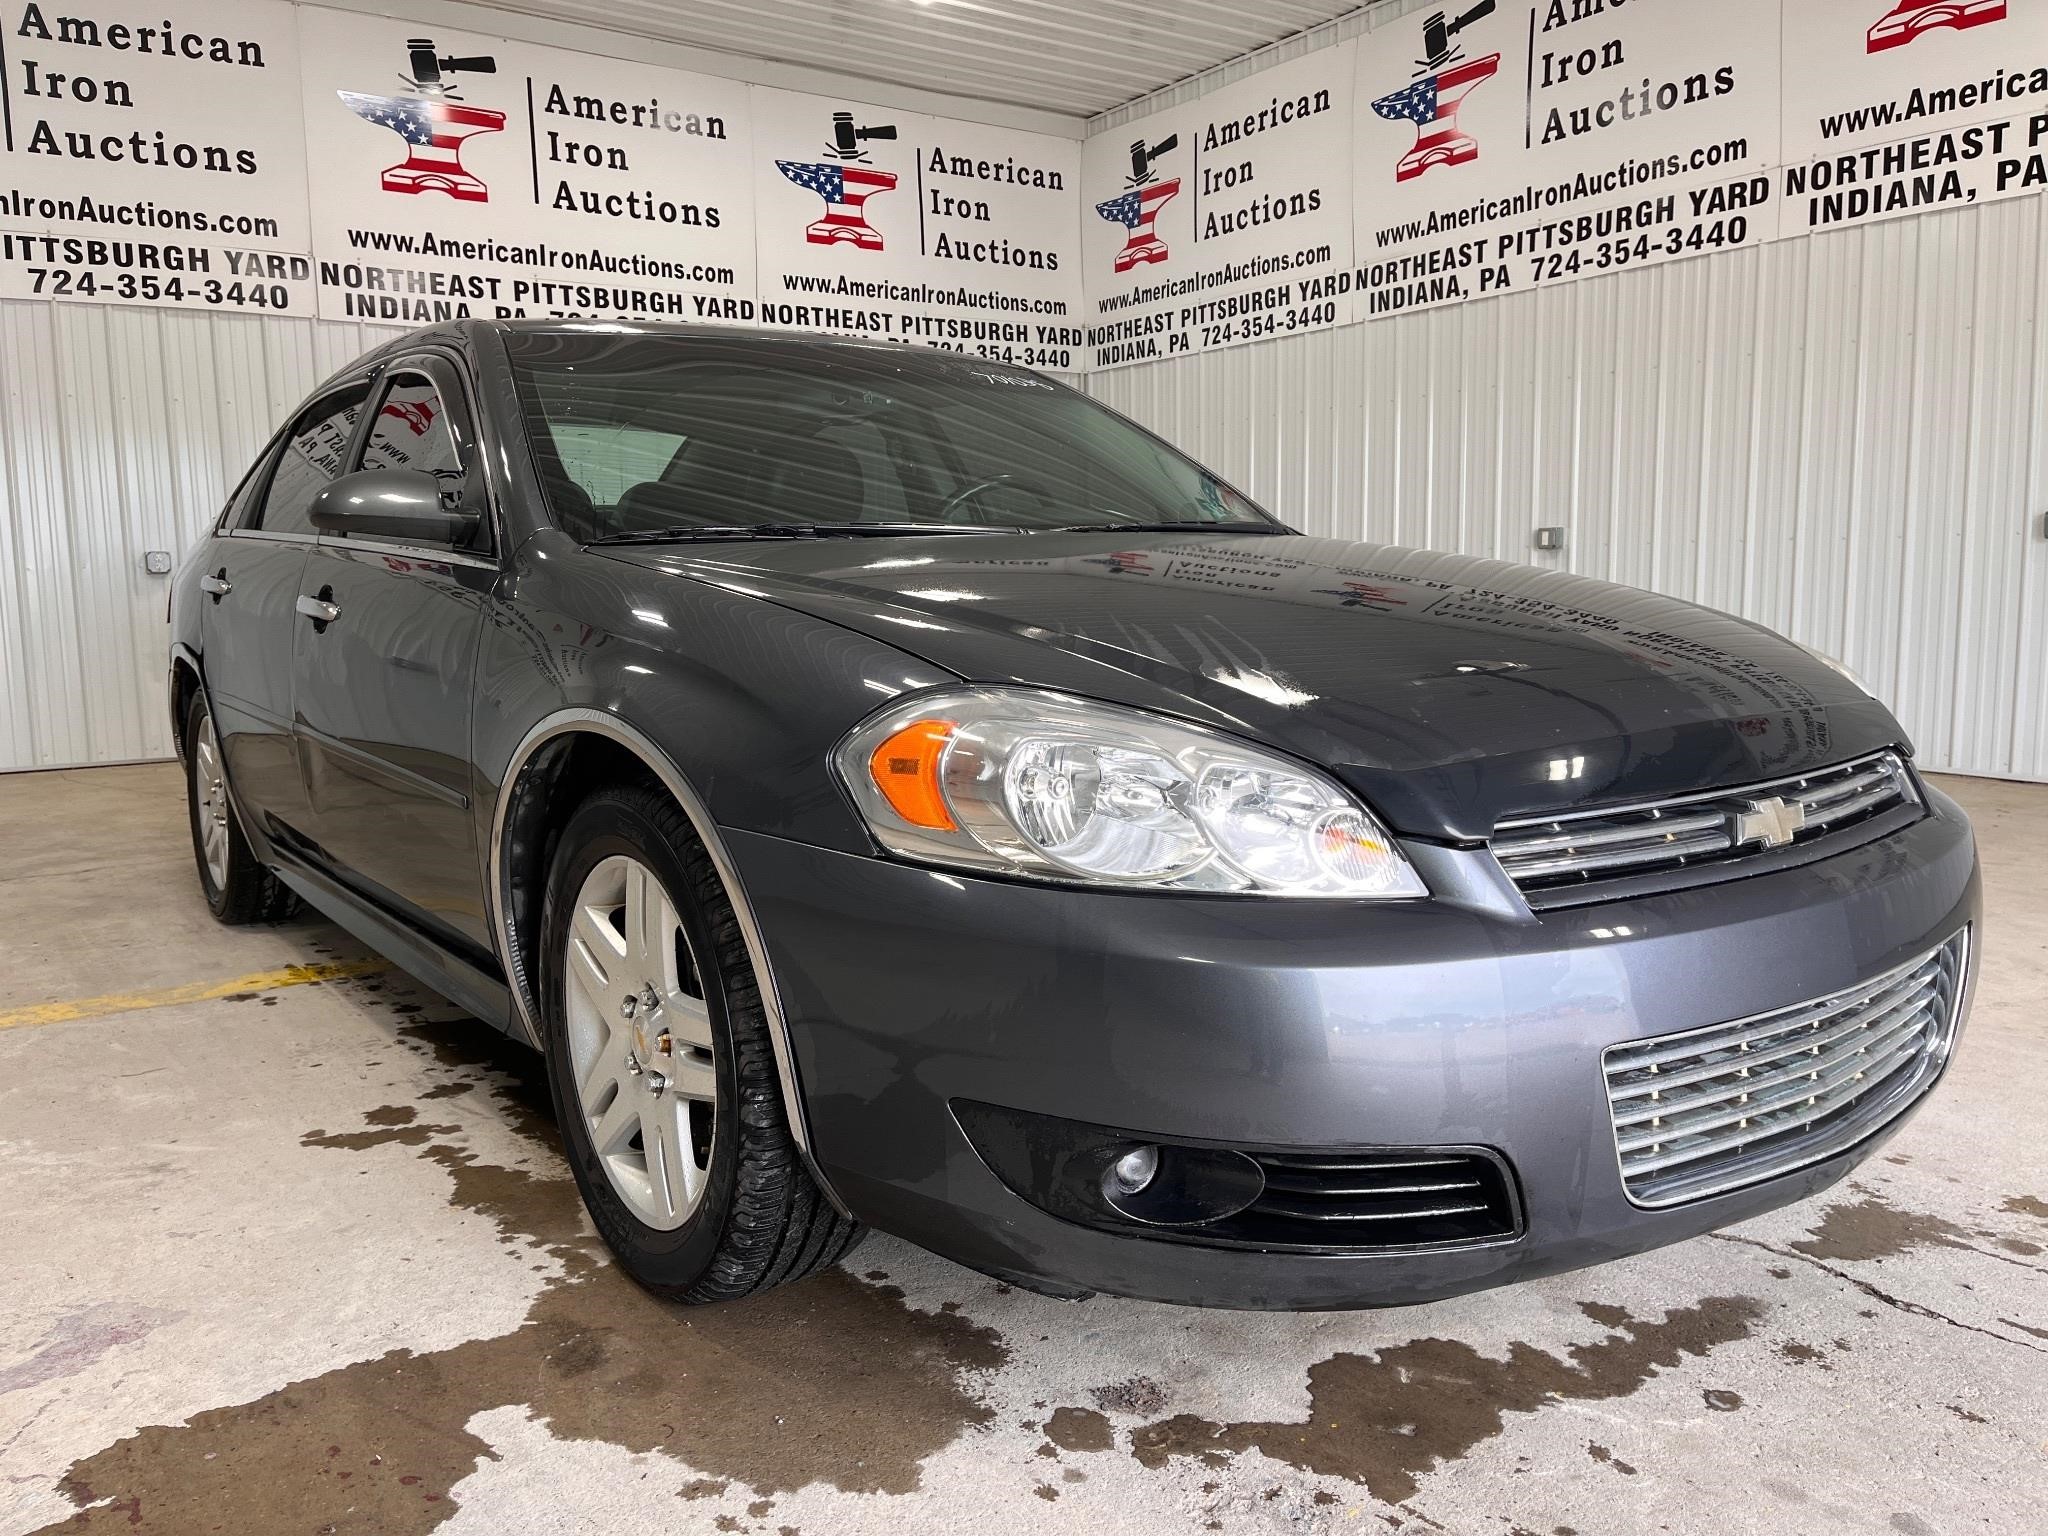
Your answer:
[292,355,496,954]
[202,380,372,842]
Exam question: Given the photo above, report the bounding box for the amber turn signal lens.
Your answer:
[867,719,959,831]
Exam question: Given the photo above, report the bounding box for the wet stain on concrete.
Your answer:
[2003,1195,2048,1222]
[1792,1196,1970,1262]
[1092,1377,1168,1416]
[1044,1407,1116,1454]
[1585,1443,1637,1475]
[1776,1341,1830,1369]
[299,1120,461,1151]
[1125,1296,1764,1505]
[0,1304,182,1397]
[31,1026,1010,1533]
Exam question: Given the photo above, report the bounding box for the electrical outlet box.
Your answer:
[1534,527,1566,551]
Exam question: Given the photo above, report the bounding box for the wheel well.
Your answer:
[497,730,663,1032]
[169,658,203,765]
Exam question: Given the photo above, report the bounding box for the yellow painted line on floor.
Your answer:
[0,960,389,1033]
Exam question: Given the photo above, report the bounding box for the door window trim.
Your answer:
[234,374,380,543]
[327,351,503,567]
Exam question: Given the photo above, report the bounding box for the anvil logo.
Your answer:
[339,39,504,202]
[1868,0,2008,53]
[777,111,900,250]
[1372,3,1502,183]
[339,37,503,202]
[1095,134,1181,273]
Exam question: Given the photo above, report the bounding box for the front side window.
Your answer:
[504,332,1274,542]
[250,385,369,536]
[362,370,462,485]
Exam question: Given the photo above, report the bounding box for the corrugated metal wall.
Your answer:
[1087,193,2048,785]
[7,201,2043,778]
[0,305,406,770]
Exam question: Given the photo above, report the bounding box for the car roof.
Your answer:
[369,316,992,372]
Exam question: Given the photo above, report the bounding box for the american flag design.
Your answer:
[1095,178,1180,274]
[776,160,899,249]
[1371,53,1501,183]
[1315,582,1409,612]
[1867,0,2007,52]
[1083,551,1157,575]
[381,398,437,436]
[340,91,506,203]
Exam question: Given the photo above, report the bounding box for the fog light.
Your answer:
[1109,1145,1159,1195]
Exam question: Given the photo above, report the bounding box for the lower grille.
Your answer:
[1603,930,1969,1207]
[951,1099,1523,1254]
[1238,1150,1519,1249]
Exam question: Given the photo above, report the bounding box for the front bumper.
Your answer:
[727,784,1980,1310]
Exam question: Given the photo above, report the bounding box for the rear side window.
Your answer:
[217,437,280,532]
[250,385,370,535]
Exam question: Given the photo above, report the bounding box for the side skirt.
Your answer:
[270,853,520,1040]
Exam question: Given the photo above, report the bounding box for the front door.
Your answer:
[202,381,371,842]
[293,358,495,954]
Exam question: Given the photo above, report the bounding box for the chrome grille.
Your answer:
[1602,930,1969,1207]
[1494,752,1918,895]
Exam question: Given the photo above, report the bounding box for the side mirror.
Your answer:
[309,469,480,548]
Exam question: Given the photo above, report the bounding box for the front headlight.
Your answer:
[836,688,1428,899]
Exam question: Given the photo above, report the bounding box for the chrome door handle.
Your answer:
[295,594,342,624]
[200,571,232,597]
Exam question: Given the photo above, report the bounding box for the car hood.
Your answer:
[600,531,1909,842]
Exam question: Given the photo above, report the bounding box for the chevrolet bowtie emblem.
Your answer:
[1736,795,1808,849]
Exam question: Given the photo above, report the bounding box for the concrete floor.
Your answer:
[2,765,2045,1536]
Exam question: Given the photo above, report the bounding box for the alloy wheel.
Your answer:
[562,854,718,1230]
[193,711,231,893]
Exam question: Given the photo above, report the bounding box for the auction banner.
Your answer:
[1353,0,1782,321]
[1781,0,2048,237]
[750,86,1082,369]
[1080,44,1358,372]
[0,0,314,314]
[297,7,757,326]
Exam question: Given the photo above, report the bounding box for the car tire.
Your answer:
[184,692,298,926]
[539,783,863,1302]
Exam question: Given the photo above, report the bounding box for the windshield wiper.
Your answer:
[1036,522,1293,536]
[591,523,1012,546]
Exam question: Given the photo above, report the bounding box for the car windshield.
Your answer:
[503,330,1280,543]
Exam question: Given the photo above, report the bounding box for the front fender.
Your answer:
[473,532,956,852]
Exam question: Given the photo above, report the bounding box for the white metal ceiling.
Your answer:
[475,0,1369,120]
